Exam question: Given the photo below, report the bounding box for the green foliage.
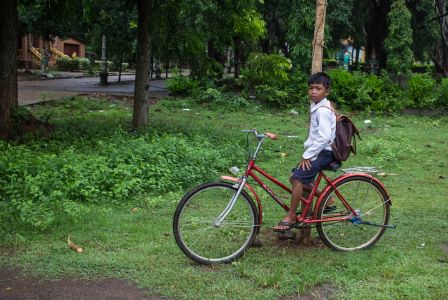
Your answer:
[406,73,436,109]
[363,136,417,166]
[195,88,249,111]
[436,77,448,109]
[56,57,91,72]
[241,52,292,90]
[254,85,290,106]
[56,57,78,71]
[78,58,91,70]
[0,98,245,230]
[385,0,414,75]
[166,73,199,96]
[327,69,403,112]
[286,0,315,71]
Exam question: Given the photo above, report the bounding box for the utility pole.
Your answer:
[311,0,327,74]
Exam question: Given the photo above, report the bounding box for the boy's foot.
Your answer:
[273,220,299,232]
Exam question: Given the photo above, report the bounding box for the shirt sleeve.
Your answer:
[302,109,334,160]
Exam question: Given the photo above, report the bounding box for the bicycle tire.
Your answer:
[173,182,259,264]
[316,175,390,251]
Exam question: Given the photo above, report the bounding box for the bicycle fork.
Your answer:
[213,177,248,227]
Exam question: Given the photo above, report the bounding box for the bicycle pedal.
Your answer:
[277,230,296,240]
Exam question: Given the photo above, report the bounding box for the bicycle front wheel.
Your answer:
[173,182,259,264]
[316,175,390,251]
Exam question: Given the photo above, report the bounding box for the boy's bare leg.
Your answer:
[274,179,303,231]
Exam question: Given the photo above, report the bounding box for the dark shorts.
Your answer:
[291,150,334,184]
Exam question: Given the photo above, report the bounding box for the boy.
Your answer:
[274,72,336,232]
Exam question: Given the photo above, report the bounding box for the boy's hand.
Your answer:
[299,158,312,171]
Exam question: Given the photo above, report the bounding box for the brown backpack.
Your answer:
[320,106,361,162]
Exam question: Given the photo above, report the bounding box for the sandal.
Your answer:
[273,221,299,232]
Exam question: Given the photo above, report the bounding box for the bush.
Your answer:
[166,74,199,96]
[56,56,79,71]
[327,69,403,112]
[407,73,437,109]
[0,130,242,230]
[195,88,249,111]
[254,85,290,106]
[78,58,91,70]
[436,78,448,109]
[110,62,129,72]
[241,52,292,91]
[94,60,114,72]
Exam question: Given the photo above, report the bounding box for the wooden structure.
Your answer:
[17,34,86,69]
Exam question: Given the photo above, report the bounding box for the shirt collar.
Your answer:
[310,98,330,113]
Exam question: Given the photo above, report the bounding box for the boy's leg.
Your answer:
[274,150,334,232]
[273,179,304,231]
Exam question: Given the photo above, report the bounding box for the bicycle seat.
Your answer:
[325,161,342,172]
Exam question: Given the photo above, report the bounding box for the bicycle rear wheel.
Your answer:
[173,182,259,264]
[316,175,390,251]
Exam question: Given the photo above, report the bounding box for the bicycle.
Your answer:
[173,129,394,264]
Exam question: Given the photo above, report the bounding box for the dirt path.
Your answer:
[0,268,170,300]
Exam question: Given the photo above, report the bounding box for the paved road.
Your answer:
[18,74,168,105]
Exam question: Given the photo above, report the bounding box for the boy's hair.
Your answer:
[308,72,331,89]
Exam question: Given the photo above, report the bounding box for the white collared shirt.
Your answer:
[302,98,336,160]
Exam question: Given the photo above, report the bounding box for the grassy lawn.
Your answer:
[1,96,447,299]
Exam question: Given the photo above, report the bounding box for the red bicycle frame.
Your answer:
[221,131,390,227]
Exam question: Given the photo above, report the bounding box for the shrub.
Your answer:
[110,62,129,72]
[241,52,292,91]
[407,73,437,109]
[195,88,249,111]
[166,74,199,96]
[254,85,290,106]
[56,56,79,71]
[436,78,448,109]
[78,58,91,70]
[0,131,243,230]
[327,69,403,112]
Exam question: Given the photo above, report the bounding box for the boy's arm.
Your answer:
[302,109,334,160]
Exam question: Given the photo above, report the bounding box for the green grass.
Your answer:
[1,96,448,299]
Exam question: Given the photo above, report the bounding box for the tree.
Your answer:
[0,0,18,139]
[434,0,448,76]
[384,0,414,76]
[132,0,151,129]
[311,0,327,74]
[257,0,290,54]
[286,0,354,72]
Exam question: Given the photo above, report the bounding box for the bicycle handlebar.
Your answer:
[241,129,278,140]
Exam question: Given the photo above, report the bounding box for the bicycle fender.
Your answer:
[313,173,392,220]
[220,175,263,225]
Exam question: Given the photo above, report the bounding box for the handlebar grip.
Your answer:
[265,132,278,140]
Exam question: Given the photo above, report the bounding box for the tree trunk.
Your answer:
[132,0,151,129]
[0,0,18,139]
[233,36,241,78]
[365,0,391,70]
[118,52,123,83]
[100,34,108,85]
[435,0,448,76]
[311,0,327,74]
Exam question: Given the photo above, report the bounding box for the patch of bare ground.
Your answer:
[255,229,326,250]
[0,268,172,300]
[278,283,338,300]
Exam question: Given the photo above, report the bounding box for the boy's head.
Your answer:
[308,72,331,103]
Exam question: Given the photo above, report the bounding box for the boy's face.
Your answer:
[308,83,329,103]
